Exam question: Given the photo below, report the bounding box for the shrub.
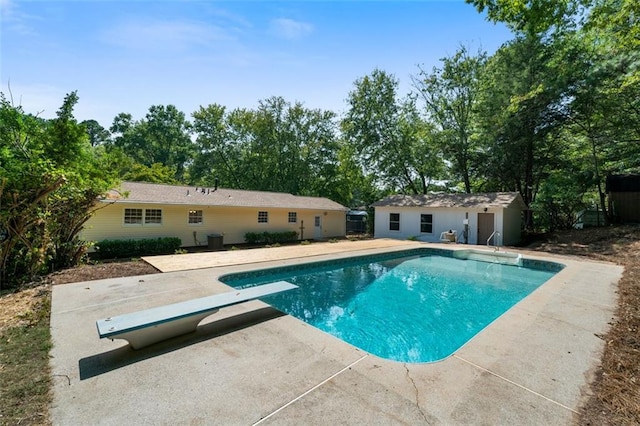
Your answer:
[244,231,298,245]
[244,232,261,245]
[95,237,182,259]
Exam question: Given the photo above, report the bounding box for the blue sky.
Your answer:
[1,0,512,128]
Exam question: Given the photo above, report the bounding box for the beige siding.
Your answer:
[81,202,346,248]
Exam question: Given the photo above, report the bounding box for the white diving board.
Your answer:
[96,281,298,349]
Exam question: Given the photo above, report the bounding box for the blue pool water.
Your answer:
[220,249,560,363]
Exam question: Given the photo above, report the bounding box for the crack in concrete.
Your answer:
[404,363,431,424]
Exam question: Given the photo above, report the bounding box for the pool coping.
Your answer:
[49,240,623,425]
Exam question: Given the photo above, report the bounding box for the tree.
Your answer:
[0,92,119,288]
[190,97,341,197]
[413,46,487,193]
[342,69,445,194]
[465,0,581,34]
[81,119,111,146]
[475,35,567,228]
[109,105,194,180]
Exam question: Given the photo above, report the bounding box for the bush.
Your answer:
[244,231,298,245]
[94,237,182,259]
[244,232,261,245]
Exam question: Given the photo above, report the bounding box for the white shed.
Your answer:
[372,192,527,246]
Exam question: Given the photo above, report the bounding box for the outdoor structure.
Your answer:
[607,174,640,223]
[346,210,368,234]
[574,208,606,229]
[81,181,348,247]
[372,192,527,246]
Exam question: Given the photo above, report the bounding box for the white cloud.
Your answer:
[102,18,233,52]
[0,0,41,36]
[269,18,313,40]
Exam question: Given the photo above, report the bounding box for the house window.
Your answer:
[145,209,162,224]
[124,208,143,225]
[288,212,297,223]
[389,213,400,231]
[189,210,203,224]
[420,214,433,233]
[258,211,268,223]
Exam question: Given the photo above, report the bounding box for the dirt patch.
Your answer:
[0,259,157,334]
[0,285,50,333]
[47,259,159,285]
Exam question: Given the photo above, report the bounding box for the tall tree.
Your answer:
[109,105,193,180]
[475,35,566,228]
[466,0,581,34]
[0,92,119,288]
[81,119,111,146]
[414,46,487,193]
[342,69,444,194]
[190,97,340,197]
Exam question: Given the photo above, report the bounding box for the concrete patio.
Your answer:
[49,239,623,425]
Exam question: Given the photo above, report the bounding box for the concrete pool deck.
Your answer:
[49,239,623,425]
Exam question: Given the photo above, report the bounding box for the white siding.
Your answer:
[374,206,519,246]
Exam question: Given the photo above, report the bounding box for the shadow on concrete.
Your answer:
[78,307,285,380]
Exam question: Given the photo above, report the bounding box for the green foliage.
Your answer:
[414,45,487,193]
[124,162,178,184]
[342,69,445,195]
[190,97,341,199]
[244,231,298,245]
[466,0,581,34]
[109,105,193,181]
[80,119,111,146]
[94,237,182,259]
[0,92,119,289]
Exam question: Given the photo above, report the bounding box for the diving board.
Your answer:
[96,281,298,349]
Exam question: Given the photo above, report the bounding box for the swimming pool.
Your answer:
[220,248,563,363]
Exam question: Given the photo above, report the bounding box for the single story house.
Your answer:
[372,192,527,246]
[81,181,349,248]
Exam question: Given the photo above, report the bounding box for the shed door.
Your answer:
[477,213,495,245]
[314,215,323,239]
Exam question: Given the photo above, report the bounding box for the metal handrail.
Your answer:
[486,231,501,250]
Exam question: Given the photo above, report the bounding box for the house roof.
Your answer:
[372,192,527,210]
[102,181,349,211]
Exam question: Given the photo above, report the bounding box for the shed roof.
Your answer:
[102,181,348,211]
[606,174,640,193]
[372,192,527,210]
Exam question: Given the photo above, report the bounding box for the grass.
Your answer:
[0,290,52,426]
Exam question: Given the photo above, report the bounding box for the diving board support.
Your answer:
[96,281,298,349]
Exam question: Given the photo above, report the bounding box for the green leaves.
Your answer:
[190,96,340,199]
[342,69,444,195]
[108,105,193,181]
[0,92,120,288]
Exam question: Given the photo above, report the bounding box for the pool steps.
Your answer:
[453,249,523,266]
